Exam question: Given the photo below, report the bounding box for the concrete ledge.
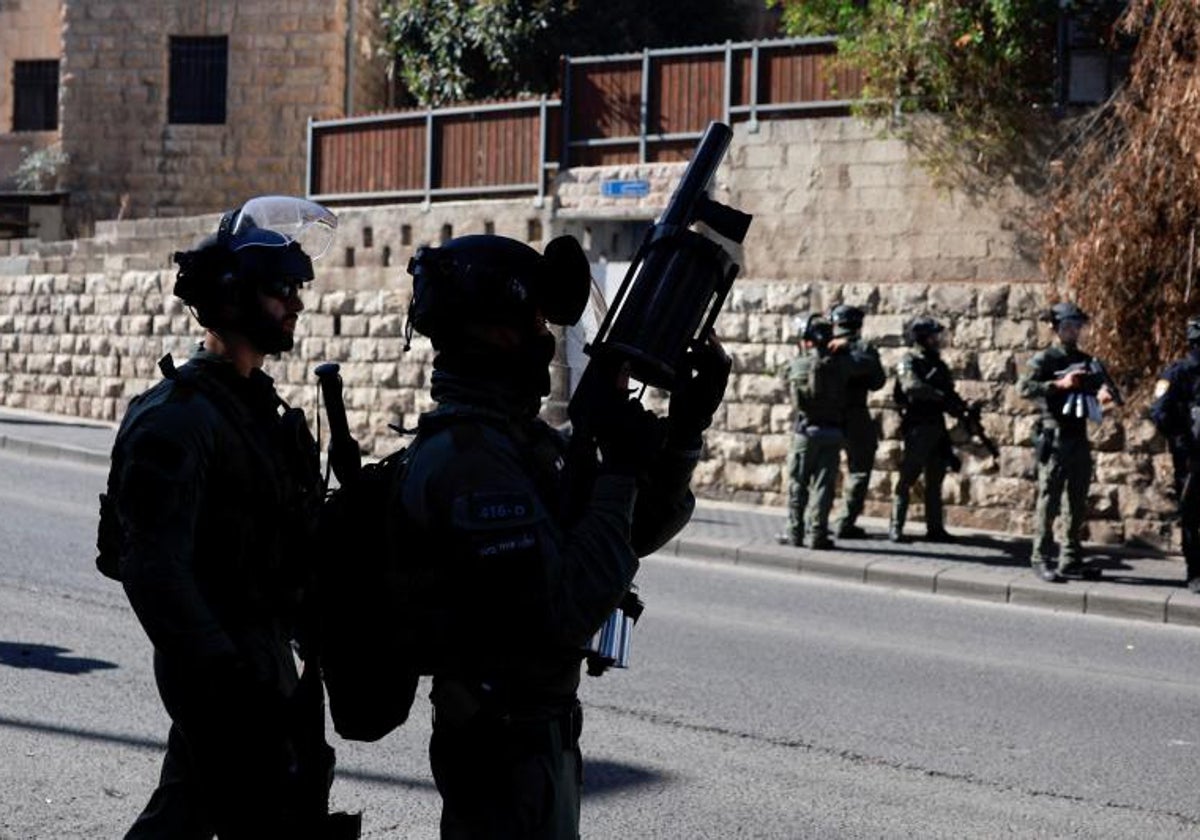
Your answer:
[738,544,803,572]
[1085,586,1169,623]
[799,552,869,583]
[863,559,947,593]
[673,537,748,564]
[933,567,1014,603]
[0,435,110,468]
[1166,591,1200,627]
[1008,578,1086,612]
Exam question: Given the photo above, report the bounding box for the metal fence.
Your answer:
[306,36,859,204]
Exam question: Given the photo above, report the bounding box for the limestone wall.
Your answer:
[0,117,1177,549]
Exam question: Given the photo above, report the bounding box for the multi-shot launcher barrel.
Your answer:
[568,120,752,431]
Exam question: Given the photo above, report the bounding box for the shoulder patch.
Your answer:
[451,490,543,531]
[1154,379,1172,399]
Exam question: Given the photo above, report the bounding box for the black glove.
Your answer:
[593,393,664,476]
[668,336,732,446]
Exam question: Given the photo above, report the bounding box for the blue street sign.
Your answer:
[600,179,651,198]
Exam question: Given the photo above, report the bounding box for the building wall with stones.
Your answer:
[0,117,1177,548]
[0,0,63,189]
[58,0,389,232]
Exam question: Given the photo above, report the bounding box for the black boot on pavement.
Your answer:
[1036,561,1063,583]
[1187,578,1200,593]
[836,523,868,539]
[776,533,803,547]
[809,535,835,550]
[888,524,907,544]
[924,529,957,543]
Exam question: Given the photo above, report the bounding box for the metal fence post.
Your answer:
[535,96,547,208]
[723,41,732,127]
[423,108,434,209]
[749,42,760,134]
[639,48,650,163]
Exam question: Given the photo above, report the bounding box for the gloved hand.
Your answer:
[593,392,664,476]
[668,335,732,447]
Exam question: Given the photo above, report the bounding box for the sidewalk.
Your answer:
[4,407,1198,629]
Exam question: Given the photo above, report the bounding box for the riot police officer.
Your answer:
[1019,302,1116,583]
[778,314,852,549]
[828,304,886,539]
[1150,315,1200,591]
[890,316,960,543]
[99,197,358,837]
[398,234,727,839]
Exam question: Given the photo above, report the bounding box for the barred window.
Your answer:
[168,36,228,125]
[12,60,59,132]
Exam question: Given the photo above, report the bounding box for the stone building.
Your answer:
[0,0,390,236]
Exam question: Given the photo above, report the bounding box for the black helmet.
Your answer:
[829,304,865,337]
[406,234,591,347]
[1044,301,1089,327]
[173,195,336,324]
[905,316,943,345]
[1187,315,1200,345]
[802,314,833,345]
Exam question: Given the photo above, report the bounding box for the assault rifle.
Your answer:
[947,395,1001,460]
[1054,359,1125,422]
[314,362,362,487]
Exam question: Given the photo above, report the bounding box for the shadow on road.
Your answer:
[583,759,669,798]
[0,641,119,674]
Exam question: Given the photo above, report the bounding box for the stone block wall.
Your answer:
[0,117,1179,549]
[58,0,390,230]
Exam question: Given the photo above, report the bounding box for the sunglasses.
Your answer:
[261,277,304,301]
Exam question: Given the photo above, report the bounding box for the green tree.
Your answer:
[381,0,752,108]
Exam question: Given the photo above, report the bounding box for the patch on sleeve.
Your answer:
[451,491,542,530]
[1154,379,1172,399]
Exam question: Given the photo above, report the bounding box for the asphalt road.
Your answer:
[2,449,1200,838]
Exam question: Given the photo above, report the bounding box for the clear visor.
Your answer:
[228,196,338,260]
[562,279,610,393]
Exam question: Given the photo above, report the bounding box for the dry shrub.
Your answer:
[1045,1,1200,392]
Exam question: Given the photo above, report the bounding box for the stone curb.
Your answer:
[666,537,1193,631]
[4,430,1190,631]
[0,434,111,468]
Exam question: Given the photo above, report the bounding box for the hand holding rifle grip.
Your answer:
[314,363,362,486]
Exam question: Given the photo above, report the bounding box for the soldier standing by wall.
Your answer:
[1019,302,1116,583]
[829,304,887,539]
[890,317,960,544]
[1150,315,1200,591]
[778,314,852,549]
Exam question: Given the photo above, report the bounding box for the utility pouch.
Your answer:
[1035,425,1056,464]
[95,491,123,581]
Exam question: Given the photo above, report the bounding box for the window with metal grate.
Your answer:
[168,36,228,125]
[13,60,59,132]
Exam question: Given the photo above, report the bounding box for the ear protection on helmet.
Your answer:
[405,233,591,348]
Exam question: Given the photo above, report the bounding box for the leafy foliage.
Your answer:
[777,0,1123,187]
[14,144,69,191]
[1044,2,1200,386]
[771,1,1121,184]
[381,0,751,108]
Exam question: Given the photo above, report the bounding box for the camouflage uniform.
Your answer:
[891,344,958,540]
[1019,342,1108,572]
[783,344,852,547]
[833,334,886,536]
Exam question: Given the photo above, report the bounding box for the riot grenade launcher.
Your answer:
[569,121,752,674]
